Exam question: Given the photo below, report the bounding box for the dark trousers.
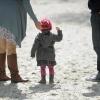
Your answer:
[91,13,100,72]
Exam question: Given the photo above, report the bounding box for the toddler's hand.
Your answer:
[31,53,35,58]
[56,27,61,31]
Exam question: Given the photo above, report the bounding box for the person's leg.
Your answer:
[0,38,10,81]
[94,48,100,72]
[48,65,54,84]
[91,14,100,71]
[39,65,46,84]
[91,13,100,80]
[7,41,28,83]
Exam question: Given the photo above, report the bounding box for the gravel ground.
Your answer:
[0,0,100,100]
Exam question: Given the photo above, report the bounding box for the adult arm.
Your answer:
[22,0,41,29]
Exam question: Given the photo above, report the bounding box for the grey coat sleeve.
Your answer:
[23,0,38,23]
[31,35,40,57]
[52,30,63,42]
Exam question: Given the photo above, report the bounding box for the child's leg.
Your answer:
[40,65,46,77]
[48,65,54,76]
[48,65,54,84]
[39,65,46,84]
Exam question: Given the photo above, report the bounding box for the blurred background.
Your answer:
[30,0,90,26]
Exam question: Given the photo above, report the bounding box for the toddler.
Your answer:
[31,19,63,84]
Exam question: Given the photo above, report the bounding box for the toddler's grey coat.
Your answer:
[31,30,63,65]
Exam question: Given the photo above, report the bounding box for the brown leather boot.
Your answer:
[7,54,28,83]
[0,53,10,81]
